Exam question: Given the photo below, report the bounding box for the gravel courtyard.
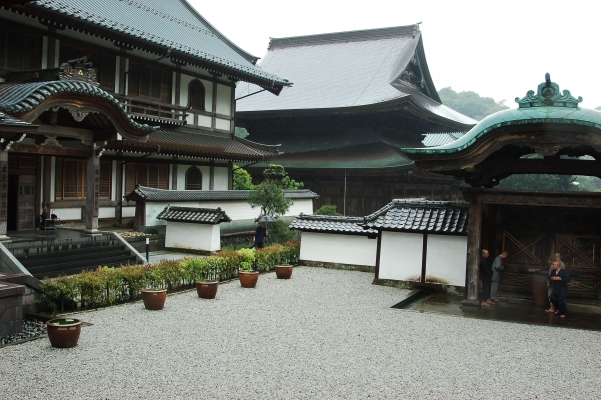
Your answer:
[1,267,601,399]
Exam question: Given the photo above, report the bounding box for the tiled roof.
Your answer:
[236,25,475,126]
[364,198,468,234]
[422,132,466,147]
[107,129,279,161]
[0,81,156,133]
[25,0,290,92]
[289,214,377,236]
[156,206,231,224]
[0,111,33,127]
[125,185,319,202]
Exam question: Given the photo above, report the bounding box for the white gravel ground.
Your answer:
[1,267,601,399]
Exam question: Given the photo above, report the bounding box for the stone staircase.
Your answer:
[5,234,139,279]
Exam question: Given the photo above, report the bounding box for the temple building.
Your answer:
[0,0,290,237]
[403,74,601,303]
[236,25,476,216]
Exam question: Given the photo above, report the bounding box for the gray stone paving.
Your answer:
[1,267,600,399]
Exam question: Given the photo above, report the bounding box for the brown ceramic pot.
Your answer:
[275,265,293,279]
[531,270,549,307]
[239,271,259,288]
[141,288,167,310]
[46,318,82,348]
[196,281,218,299]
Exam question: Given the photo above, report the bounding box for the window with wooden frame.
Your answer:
[55,159,112,200]
[187,80,205,111]
[124,163,169,194]
[0,28,41,72]
[185,166,203,190]
[60,43,116,92]
[128,63,172,103]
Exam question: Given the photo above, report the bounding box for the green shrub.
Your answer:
[314,205,341,216]
[38,242,300,312]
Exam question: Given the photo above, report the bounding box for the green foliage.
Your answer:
[438,87,508,121]
[232,165,254,190]
[263,164,304,190]
[314,205,341,216]
[497,174,577,191]
[249,179,292,217]
[266,219,298,245]
[237,248,256,271]
[39,242,301,313]
[234,127,249,139]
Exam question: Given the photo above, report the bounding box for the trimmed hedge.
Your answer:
[40,241,300,313]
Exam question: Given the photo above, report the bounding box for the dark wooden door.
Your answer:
[7,175,18,231]
[17,175,36,230]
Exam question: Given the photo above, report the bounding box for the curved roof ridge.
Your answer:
[269,24,420,49]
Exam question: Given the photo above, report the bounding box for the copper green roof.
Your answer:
[19,0,290,93]
[403,74,601,156]
[0,81,157,133]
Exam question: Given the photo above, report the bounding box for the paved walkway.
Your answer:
[2,267,601,399]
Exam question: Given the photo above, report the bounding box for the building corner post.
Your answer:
[0,151,10,241]
[462,188,482,310]
[84,149,100,234]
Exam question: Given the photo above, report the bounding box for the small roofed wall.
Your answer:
[144,199,314,234]
[299,232,376,267]
[165,222,220,252]
[378,232,466,286]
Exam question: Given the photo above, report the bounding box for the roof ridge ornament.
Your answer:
[515,73,582,109]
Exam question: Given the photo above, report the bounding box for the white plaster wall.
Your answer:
[180,74,212,110]
[299,232,376,266]
[111,160,117,201]
[177,165,210,190]
[425,235,467,287]
[50,156,56,201]
[165,222,220,251]
[54,207,82,221]
[379,232,423,281]
[145,198,313,226]
[99,207,116,219]
[115,56,120,93]
[122,206,136,218]
[215,118,230,131]
[198,115,212,128]
[213,167,229,190]
[215,84,231,115]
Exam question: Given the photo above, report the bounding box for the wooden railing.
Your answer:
[114,95,188,125]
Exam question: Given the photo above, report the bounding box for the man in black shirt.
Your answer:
[480,249,492,307]
[548,260,570,318]
[253,221,268,248]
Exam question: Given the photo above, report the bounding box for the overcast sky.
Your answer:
[190,0,601,109]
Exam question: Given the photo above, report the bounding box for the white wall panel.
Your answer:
[215,118,230,131]
[379,232,423,281]
[165,222,220,251]
[197,115,212,127]
[425,235,467,286]
[122,206,136,218]
[215,84,231,115]
[54,207,82,221]
[213,167,229,190]
[99,207,116,219]
[300,232,376,266]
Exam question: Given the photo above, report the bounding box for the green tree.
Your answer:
[263,164,304,190]
[232,165,254,190]
[314,205,341,216]
[438,87,508,121]
[248,179,291,217]
[497,174,576,191]
[234,127,249,139]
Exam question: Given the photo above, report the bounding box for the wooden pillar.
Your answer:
[43,156,52,206]
[85,150,100,233]
[462,188,482,309]
[171,157,178,190]
[115,158,123,227]
[209,160,214,190]
[0,150,9,241]
[227,161,233,190]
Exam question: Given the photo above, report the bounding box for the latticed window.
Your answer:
[60,43,116,91]
[188,80,205,110]
[124,163,169,194]
[128,63,172,103]
[0,28,41,71]
[185,166,203,190]
[55,159,111,200]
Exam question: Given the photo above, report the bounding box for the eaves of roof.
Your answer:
[11,0,291,93]
[289,214,377,236]
[125,185,319,202]
[156,205,231,224]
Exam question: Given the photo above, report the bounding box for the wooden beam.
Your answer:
[462,189,482,309]
[480,158,601,179]
[9,143,89,157]
[37,125,94,141]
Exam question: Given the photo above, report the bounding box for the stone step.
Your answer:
[29,255,139,279]
[31,258,138,280]
[20,249,131,268]
[16,245,126,263]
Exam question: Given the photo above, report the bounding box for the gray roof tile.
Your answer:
[289,214,377,236]
[156,206,230,224]
[125,185,319,202]
[422,132,467,147]
[364,198,468,234]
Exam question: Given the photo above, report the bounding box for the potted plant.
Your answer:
[275,245,294,279]
[238,248,258,288]
[46,317,82,348]
[141,267,167,310]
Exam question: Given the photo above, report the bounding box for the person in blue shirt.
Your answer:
[490,251,508,303]
[253,221,268,248]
